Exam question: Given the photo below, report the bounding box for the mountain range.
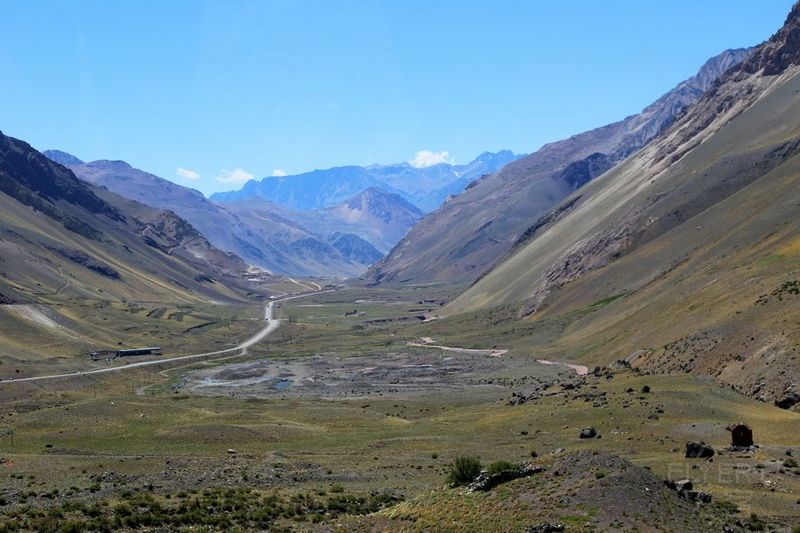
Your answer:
[210,150,521,212]
[368,47,753,286]
[438,5,800,403]
[48,155,424,277]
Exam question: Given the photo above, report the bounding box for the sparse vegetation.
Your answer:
[0,487,402,531]
[447,456,482,487]
[714,499,739,514]
[487,460,519,475]
[1,287,798,530]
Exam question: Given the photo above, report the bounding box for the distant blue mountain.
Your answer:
[210,150,521,212]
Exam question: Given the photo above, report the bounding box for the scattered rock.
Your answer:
[683,490,712,503]
[664,478,712,503]
[674,479,693,491]
[685,441,715,458]
[227,449,238,454]
[579,427,598,439]
[467,463,544,492]
[641,385,651,393]
[508,391,540,406]
[526,524,565,533]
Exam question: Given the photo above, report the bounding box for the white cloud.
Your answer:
[409,150,454,168]
[176,167,200,180]
[271,168,288,177]
[215,168,255,185]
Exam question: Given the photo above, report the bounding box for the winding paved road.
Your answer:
[1,290,330,385]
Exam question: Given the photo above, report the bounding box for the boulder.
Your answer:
[685,441,715,458]
[579,427,597,439]
[775,391,799,410]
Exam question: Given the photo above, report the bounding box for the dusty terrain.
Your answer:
[0,287,798,531]
[180,345,564,400]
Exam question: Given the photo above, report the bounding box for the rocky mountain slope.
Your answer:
[368,48,752,286]
[56,157,382,276]
[210,150,520,212]
[218,197,383,277]
[446,3,800,403]
[276,187,423,253]
[0,131,266,307]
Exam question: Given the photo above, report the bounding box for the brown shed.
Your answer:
[730,423,753,448]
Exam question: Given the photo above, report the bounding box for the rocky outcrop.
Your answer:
[560,153,613,191]
[685,442,715,459]
[466,463,544,492]
[53,248,120,279]
[663,478,712,503]
[775,389,799,410]
[738,2,800,76]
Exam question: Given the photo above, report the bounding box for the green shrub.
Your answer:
[487,461,519,475]
[447,456,482,486]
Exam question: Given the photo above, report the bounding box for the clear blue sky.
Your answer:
[0,1,793,195]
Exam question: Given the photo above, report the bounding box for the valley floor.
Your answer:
[0,287,798,531]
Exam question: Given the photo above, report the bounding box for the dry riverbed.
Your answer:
[178,347,569,400]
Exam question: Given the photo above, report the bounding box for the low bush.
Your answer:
[487,461,519,475]
[0,486,403,531]
[447,456,482,486]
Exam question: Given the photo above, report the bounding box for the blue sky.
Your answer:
[0,1,793,195]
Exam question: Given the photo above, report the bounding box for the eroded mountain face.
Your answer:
[367,48,752,286]
[447,6,800,402]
